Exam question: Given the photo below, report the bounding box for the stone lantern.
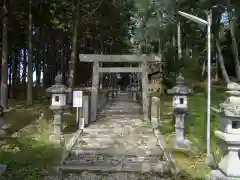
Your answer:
[46,74,70,144]
[211,83,240,179]
[167,75,193,149]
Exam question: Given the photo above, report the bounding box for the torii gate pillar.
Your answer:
[141,57,149,121]
[91,61,99,122]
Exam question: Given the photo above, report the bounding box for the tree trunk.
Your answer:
[8,54,12,99]
[1,0,8,109]
[228,10,240,81]
[36,53,41,87]
[60,41,65,75]
[52,35,57,78]
[11,50,18,98]
[68,0,80,104]
[16,51,21,84]
[27,0,33,106]
[215,38,231,84]
[22,47,27,86]
[43,44,49,88]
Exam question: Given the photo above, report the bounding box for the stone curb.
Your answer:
[153,129,179,175]
[53,128,83,173]
[61,129,83,164]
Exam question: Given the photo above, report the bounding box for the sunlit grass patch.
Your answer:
[159,87,225,179]
[0,99,78,179]
[0,137,61,180]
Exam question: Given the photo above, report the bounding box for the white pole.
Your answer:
[206,10,212,158]
[177,21,182,59]
[76,107,79,124]
[79,107,84,130]
[177,9,213,162]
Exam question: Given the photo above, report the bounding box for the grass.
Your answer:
[0,98,78,180]
[159,86,226,179]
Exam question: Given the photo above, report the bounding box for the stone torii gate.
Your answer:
[79,54,161,122]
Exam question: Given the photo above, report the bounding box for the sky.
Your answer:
[220,11,228,25]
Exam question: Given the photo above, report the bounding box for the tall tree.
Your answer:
[215,36,231,83]
[68,0,80,104]
[27,0,33,105]
[228,8,240,81]
[1,0,8,109]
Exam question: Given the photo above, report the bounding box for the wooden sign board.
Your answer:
[73,91,83,107]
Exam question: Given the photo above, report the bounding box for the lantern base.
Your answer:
[215,131,240,177]
[133,92,137,101]
[151,117,159,129]
[174,137,192,150]
[49,134,64,145]
[0,164,6,176]
[211,170,240,180]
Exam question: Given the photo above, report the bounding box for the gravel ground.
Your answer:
[45,172,173,180]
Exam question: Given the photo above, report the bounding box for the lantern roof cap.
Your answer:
[46,73,70,94]
[167,75,192,95]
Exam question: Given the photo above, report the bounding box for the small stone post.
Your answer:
[115,87,118,97]
[127,86,131,97]
[151,96,160,130]
[0,106,6,137]
[113,87,117,97]
[131,86,135,99]
[211,83,240,179]
[167,75,192,149]
[118,86,121,95]
[111,86,115,99]
[0,164,6,177]
[46,74,70,144]
[108,87,112,100]
[132,85,137,101]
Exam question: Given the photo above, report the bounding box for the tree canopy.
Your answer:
[1,0,240,108]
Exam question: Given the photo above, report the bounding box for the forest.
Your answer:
[1,0,240,109]
[1,0,240,179]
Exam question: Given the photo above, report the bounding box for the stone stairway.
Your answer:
[51,93,172,179]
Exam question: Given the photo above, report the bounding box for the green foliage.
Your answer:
[0,137,61,180]
[0,105,61,180]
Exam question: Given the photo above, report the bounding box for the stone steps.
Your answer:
[70,148,164,157]
[62,149,169,174]
[61,160,170,173]
[59,93,172,177]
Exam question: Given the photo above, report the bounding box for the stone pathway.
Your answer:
[46,93,171,179]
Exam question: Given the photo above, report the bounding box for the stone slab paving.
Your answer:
[45,172,173,180]
[46,93,171,179]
